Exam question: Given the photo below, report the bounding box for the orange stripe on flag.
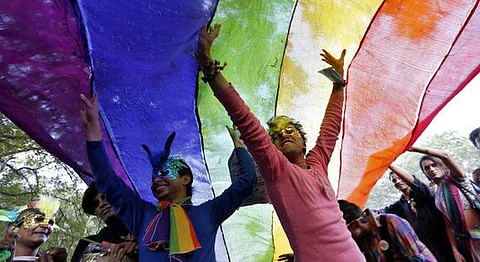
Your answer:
[338,0,478,208]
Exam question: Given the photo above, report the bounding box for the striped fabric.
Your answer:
[469,228,480,240]
[168,200,201,257]
[2,1,478,260]
[358,211,436,262]
[142,197,201,261]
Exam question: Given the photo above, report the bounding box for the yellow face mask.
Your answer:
[9,195,59,229]
[21,212,55,228]
[268,116,302,143]
[270,125,301,143]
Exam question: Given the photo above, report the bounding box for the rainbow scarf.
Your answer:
[469,228,480,240]
[142,197,201,261]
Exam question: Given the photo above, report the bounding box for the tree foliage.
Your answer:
[367,130,480,209]
[0,114,102,258]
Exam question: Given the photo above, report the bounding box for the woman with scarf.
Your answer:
[409,146,480,262]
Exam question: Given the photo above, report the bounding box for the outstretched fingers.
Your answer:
[320,49,346,64]
[226,125,236,138]
[79,93,99,128]
[209,23,221,40]
[80,93,98,108]
[80,93,91,108]
[320,49,346,76]
[320,49,333,63]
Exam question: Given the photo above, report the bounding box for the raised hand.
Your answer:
[80,93,102,141]
[80,93,99,128]
[226,125,245,148]
[321,49,346,77]
[196,24,221,69]
[0,230,18,262]
[119,235,138,258]
[100,242,137,262]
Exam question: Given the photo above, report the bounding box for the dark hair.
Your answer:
[337,200,363,224]
[469,127,480,148]
[418,155,449,178]
[82,182,100,215]
[178,160,193,197]
[267,115,307,153]
[388,171,395,181]
[472,168,480,184]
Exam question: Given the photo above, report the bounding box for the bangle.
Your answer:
[201,60,226,83]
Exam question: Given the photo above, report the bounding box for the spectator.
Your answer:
[384,166,455,261]
[0,196,67,261]
[71,182,137,262]
[338,200,436,262]
[469,128,480,149]
[411,146,480,261]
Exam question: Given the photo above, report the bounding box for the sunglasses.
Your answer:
[270,126,301,142]
[346,216,367,230]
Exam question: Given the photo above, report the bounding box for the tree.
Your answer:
[0,113,102,258]
[367,130,479,209]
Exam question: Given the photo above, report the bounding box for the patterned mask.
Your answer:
[153,156,189,180]
[21,211,55,228]
[14,195,59,228]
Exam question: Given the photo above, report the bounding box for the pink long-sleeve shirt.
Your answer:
[216,85,365,262]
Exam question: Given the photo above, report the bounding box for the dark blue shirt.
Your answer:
[86,141,256,261]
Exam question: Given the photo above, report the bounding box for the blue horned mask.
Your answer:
[142,132,188,180]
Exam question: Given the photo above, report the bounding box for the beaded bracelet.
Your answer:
[201,60,227,83]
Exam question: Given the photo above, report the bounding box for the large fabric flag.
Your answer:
[338,0,480,207]
[1,0,479,261]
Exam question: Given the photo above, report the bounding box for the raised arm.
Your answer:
[409,146,466,179]
[211,147,257,224]
[80,94,147,236]
[210,126,257,223]
[196,24,290,182]
[226,125,246,149]
[389,164,415,185]
[196,24,229,94]
[306,49,346,168]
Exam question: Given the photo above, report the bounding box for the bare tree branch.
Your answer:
[0,134,27,140]
[0,156,15,173]
[5,163,31,183]
[0,147,43,158]
[15,161,56,172]
[0,190,38,197]
[55,195,87,225]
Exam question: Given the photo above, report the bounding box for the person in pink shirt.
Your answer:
[195,24,364,262]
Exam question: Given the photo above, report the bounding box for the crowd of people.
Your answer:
[1,24,479,262]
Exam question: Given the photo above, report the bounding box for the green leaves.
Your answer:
[367,130,480,209]
[0,114,101,259]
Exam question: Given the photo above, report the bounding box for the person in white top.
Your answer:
[0,196,67,262]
